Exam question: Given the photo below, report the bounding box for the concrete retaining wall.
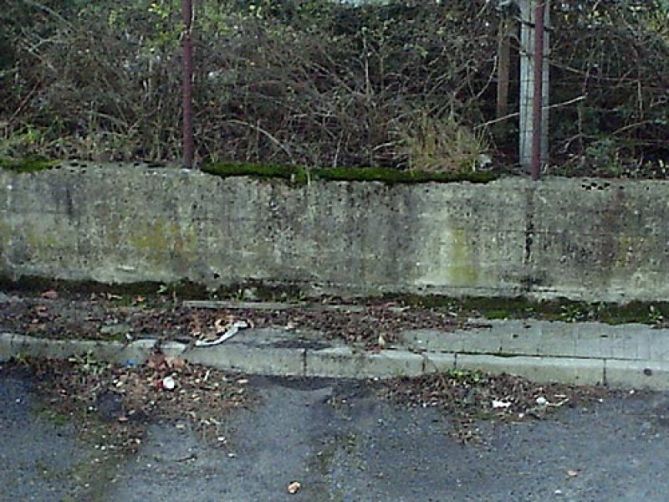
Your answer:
[1,162,668,302]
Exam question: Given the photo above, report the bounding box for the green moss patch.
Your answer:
[203,162,498,185]
[316,166,498,184]
[0,275,308,306]
[393,293,669,325]
[0,275,210,302]
[0,158,498,183]
[0,157,59,173]
[203,162,302,181]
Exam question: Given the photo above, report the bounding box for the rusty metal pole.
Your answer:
[181,0,194,168]
[531,0,545,181]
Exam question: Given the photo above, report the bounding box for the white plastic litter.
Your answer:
[492,400,512,409]
[162,375,176,390]
[195,320,250,347]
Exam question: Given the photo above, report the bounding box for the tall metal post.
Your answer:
[181,0,194,169]
[531,0,545,180]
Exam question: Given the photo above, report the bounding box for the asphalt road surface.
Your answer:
[2,370,669,502]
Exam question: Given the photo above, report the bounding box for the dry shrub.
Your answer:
[549,0,669,176]
[0,0,666,175]
[398,113,489,173]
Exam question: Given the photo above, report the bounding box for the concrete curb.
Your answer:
[2,319,669,389]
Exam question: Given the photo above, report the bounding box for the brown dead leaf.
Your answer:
[147,352,167,370]
[166,356,187,371]
[214,317,233,334]
[35,305,50,318]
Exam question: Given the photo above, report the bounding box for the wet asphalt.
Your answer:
[2,369,669,502]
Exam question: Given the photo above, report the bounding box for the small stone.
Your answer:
[287,481,301,494]
[40,289,59,300]
[242,288,258,301]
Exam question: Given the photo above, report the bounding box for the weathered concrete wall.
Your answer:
[1,162,667,302]
[530,178,669,302]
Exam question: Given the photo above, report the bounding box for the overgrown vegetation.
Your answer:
[0,0,667,177]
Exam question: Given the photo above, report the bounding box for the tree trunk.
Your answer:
[496,18,512,121]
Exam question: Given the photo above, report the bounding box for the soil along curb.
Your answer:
[2,320,669,389]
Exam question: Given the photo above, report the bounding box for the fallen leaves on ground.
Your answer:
[2,353,254,452]
[0,291,459,348]
[380,370,612,442]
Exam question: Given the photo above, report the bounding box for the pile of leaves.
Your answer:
[5,352,254,451]
[381,370,612,442]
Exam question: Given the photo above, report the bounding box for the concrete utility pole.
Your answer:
[518,0,550,174]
